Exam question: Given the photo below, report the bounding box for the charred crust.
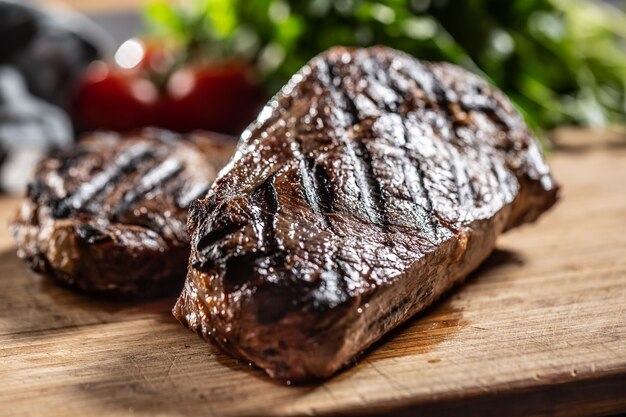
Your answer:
[75,223,112,245]
[176,46,560,380]
[12,130,236,295]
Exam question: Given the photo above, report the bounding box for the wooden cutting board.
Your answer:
[1,129,625,417]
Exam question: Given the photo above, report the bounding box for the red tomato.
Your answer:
[159,62,264,134]
[72,39,265,135]
[72,61,157,132]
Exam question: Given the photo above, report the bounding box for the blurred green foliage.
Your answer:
[145,0,626,131]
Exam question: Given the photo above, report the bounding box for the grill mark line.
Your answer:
[348,139,389,228]
[460,92,511,131]
[324,58,390,228]
[366,54,400,112]
[196,221,245,253]
[53,144,152,218]
[292,139,335,230]
[399,116,439,241]
[252,175,280,252]
[113,158,184,219]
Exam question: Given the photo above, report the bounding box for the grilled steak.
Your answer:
[11,129,235,295]
[173,47,559,381]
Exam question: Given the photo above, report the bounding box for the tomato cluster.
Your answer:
[72,39,264,135]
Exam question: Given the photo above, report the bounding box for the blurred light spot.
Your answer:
[490,29,514,57]
[131,79,158,103]
[411,0,431,12]
[167,69,195,99]
[148,50,175,74]
[372,4,395,24]
[334,0,353,14]
[309,0,332,17]
[87,61,109,83]
[233,26,260,57]
[403,17,437,39]
[115,38,144,69]
[528,11,565,41]
[259,43,286,74]
[269,1,290,24]
[574,90,606,127]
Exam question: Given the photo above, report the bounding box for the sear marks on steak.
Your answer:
[173,47,559,381]
[11,128,235,295]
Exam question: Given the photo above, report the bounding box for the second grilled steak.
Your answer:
[11,129,235,295]
[173,47,559,381]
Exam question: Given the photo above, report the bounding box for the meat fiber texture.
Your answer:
[11,129,235,295]
[173,46,559,381]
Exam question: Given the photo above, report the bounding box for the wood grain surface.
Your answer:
[1,130,625,417]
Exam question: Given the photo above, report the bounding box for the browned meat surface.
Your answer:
[10,129,235,295]
[173,46,560,381]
